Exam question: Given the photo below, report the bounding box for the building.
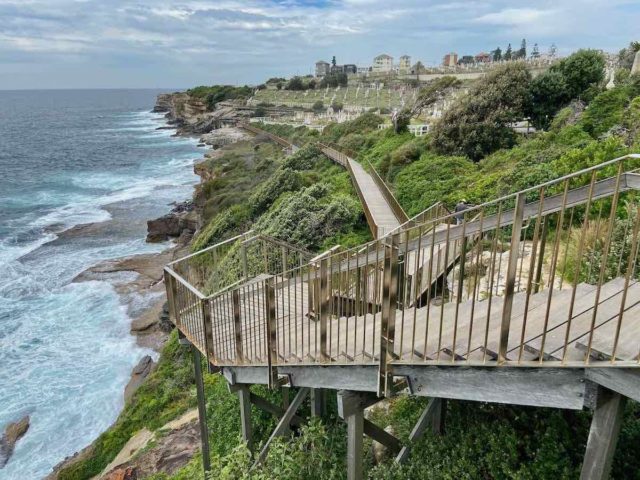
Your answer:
[372,54,393,73]
[458,55,474,65]
[315,60,330,77]
[399,55,411,73]
[343,64,357,75]
[442,52,458,67]
[357,66,371,75]
[475,52,491,63]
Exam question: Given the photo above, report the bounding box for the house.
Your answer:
[373,54,393,73]
[357,66,371,75]
[442,52,458,67]
[399,55,411,73]
[315,60,330,77]
[475,52,491,63]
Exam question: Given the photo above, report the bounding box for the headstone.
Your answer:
[632,51,640,75]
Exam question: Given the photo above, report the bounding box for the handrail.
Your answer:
[387,202,450,236]
[238,122,297,150]
[364,158,409,224]
[165,152,640,380]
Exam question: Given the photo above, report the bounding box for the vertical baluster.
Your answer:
[498,193,526,363]
[483,204,503,363]
[517,187,545,363]
[560,172,597,363]
[584,164,623,363]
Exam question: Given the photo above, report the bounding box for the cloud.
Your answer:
[0,0,637,89]
[475,8,556,26]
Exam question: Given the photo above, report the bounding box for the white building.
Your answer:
[399,55,411,73]
[315,60,330,77]
[372,54,393,73]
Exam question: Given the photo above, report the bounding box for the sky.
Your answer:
[0,0,638,90]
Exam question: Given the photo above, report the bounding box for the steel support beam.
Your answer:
[396,397,444,464]
[254,388,310,466]
[192,345,211,473]
[580,387,626,480]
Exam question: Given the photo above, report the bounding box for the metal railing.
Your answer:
[165,154,640,395]
[238,122,297,152]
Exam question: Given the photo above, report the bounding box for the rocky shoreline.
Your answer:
[44,93,250,480]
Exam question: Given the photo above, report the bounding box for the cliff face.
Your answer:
[153,92,246,135]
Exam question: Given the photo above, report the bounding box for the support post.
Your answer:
[378,235,399,397]
[201,298,215,363]
[580,387,626,480]
[346,409,364,480]
[311,388,327,418]
[241,242,248,281]
[338,390,382,480]
[264,278,278,388]
[319,257,329,361]
[499,193,525,363]
[192,345,211,473]
[232,290,243,363]
[237,385,253,451]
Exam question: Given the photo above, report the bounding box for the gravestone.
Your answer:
[632,51,640,75]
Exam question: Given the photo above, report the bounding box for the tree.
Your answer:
[618,41,640,70]
[518,39,527,59]
[549,43,558,58]
[312,100,324,113]
[331,100,343,112]
[526,49,606,129]
[504,43,513,61]
[287,76,306,91]
[331,56,337,67]
[393,76,461,133]
[531,44,540,59]
[431,63,532,161]
[413,61,426,75]
[308,79,317,90]
[492,47,502,62]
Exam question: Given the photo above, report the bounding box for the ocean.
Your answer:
[0,89,201,479]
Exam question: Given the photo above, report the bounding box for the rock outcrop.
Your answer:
[99,410,200,479]
[146,202,198,243]
[153,93,248,136]
[124,356,156,402]
[0,416,30,468]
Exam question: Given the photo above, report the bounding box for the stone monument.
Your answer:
[632,50,640,75]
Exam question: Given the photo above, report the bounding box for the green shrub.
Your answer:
[431,63,532,161]
[249,167,303,215]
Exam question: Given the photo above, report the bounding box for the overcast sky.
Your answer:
[0,0,638,90]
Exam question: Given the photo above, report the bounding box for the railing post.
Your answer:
[241,241,248,281]
[319,257,330,361]
[164,269,180,327]
[233,290,243,363]
[499,193,526,363]
[281,245,288,274]
[264,278,278,388]
[201,297,215,363]
[378,235,399,397]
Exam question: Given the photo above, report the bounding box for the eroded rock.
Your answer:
[0,416,30,468]
[124,356,156,402]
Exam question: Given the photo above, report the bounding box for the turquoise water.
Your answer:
[0,89,201,478]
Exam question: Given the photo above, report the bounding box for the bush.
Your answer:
[249,167,303,215]
[528,50,606,129]
[431,63,532,161]
[312,100,325,113]
[331,101,344,112]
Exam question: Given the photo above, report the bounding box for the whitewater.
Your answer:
[0,89,201,479]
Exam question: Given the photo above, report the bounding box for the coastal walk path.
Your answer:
[179,128,640,479]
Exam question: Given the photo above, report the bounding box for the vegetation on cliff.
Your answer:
[59,45,640,480]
